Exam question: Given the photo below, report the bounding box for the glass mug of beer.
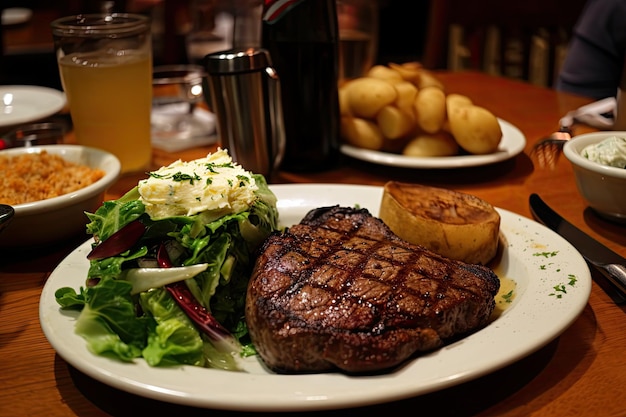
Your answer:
[51,13,153,174]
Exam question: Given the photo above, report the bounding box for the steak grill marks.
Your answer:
[246,206,500,373]
[281,216,479,332]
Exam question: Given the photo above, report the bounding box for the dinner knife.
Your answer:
[529,193,626,302]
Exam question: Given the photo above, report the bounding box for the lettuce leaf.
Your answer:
[71,278,146,361]
[139,288,205,367]
[57,174,279,368]
[85,187,145,242]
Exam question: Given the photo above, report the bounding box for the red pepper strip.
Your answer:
[156,242,173,268]
[166,281,233,342]
[157,243,235,344]
[87,220,146,260]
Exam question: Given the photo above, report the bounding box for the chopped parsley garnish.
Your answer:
[148,171,202,185]
[205,162,234,173]
[501,290,514,303]
[549,274,578,298]
[171,172,201,184]
[148,172,167,179]
[237,175,250,187]
[567,274,578,286]
[533,251,559,258]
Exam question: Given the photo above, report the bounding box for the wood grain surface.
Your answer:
[1,71,625,417]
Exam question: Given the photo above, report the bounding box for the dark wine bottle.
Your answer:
[262,0,340,171]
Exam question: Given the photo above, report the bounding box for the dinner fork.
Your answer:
[531,97,617,169]
[530,127,572,169]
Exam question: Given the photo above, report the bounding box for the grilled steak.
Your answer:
[246,206,500,374]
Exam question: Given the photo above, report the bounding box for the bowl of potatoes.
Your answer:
[339,63,525,168]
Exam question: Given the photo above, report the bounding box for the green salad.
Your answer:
[54,150,279,371]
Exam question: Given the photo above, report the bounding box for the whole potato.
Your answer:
[444,94,473,132]
[340,116,384,150]
[448,105,502,154]
[367,65,404,84]
[338,85,352,116]
[379,182,501,265]
[446,93,473,111]
[345,77,397,118]
[377,105,416,139]
[403,131,459,157]
[417,69,445,90]
[393,81,418,120]
[389,62,422,84]
[414,86,446,133]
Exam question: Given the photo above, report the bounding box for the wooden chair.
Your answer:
[421,0,589,87]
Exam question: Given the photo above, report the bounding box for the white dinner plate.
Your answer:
[1,8,32,26]
[40,184,591,412]
[0,85,66,128]
[341,119,526,168]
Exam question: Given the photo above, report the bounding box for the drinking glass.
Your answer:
[336,0,378,83]
[185,0,234,65]
[51,13,153,174]
[151,65,216,150]
[2,122,66,148]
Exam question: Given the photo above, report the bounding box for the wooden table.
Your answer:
[1,7,61,56]
[1,71,625,417]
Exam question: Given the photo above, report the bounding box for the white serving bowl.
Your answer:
[0,145,120,247]
[563,131,626,223]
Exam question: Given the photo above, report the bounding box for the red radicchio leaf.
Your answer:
[87,220,146,260]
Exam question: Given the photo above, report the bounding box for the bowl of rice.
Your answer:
[0,144,120,247]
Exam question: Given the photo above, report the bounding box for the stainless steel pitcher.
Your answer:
[203,48,285,177]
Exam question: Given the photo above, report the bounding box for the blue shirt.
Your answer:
[556,0,626,99]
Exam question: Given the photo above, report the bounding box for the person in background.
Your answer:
[556,0,626,99]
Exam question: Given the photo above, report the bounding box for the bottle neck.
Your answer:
[262,0,338,42]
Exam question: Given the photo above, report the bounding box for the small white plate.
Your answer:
[0,85,66,128]
[1,8,32,26]
[40,184,590,412]
[341,119,526,168]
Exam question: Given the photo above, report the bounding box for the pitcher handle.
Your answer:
[265,66,285,170]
